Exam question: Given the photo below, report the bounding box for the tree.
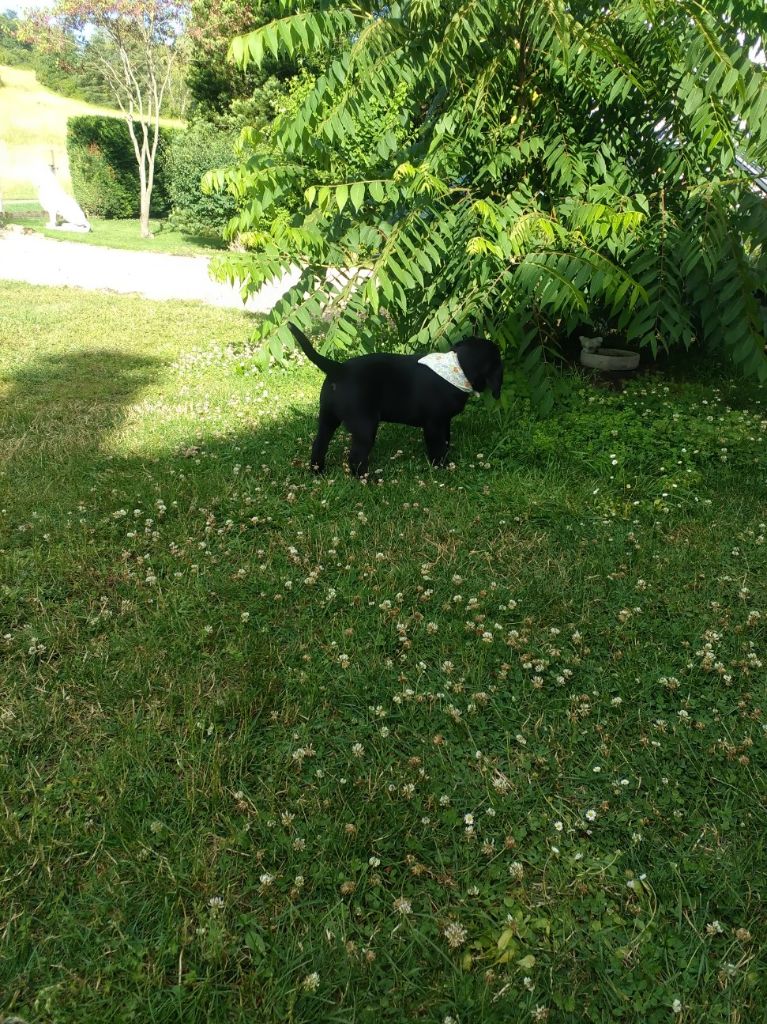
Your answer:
[211,0,767,407]
[184,0,330,129]
[0,10,33,66]
[27,0,187,237]
[185,0,282,121]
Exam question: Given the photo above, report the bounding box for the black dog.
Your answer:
[289,323,503,476]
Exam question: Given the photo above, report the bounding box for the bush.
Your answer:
[67,116,178,219]
[165,121,238,236]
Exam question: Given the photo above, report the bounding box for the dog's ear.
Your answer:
[454,338,503,398]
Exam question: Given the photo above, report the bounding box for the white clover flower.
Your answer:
[443,921,468,948]
[393,897,413,915]
[585,809,597,822]
[302,972,320,992]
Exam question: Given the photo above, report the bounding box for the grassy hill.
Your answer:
[0,64,182,202]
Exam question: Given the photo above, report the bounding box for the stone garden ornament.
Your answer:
[35,166,91,232]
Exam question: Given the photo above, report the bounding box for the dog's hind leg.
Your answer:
[347,419,379,478]
[311,410,340,472]
[423,420,450,466]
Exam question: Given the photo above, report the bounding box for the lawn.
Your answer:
[2,208,225,255]
[1,281,765,1023]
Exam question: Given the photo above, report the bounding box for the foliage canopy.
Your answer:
[185,0,299,122]
[211,0,767,407]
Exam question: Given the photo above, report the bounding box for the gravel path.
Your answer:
[0,228,300,312]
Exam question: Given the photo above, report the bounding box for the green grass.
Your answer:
[2,209,225,255]
[0,64,183,200]
[1,280,765,1023]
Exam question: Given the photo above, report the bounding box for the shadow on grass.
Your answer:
[152,221,228,251]
[1,348,164,483]
[7,348,161,404]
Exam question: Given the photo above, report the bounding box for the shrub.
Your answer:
[67,116,177,219]
[165,121,238,236]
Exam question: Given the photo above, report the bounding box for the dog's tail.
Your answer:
[288,323,340,378]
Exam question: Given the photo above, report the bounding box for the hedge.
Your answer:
[67,116,179,219]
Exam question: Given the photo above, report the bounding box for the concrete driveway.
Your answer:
[0,228,300,311]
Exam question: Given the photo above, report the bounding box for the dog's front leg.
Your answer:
[424,421,450,466]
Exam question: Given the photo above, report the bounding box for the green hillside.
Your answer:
[0,65,182,202]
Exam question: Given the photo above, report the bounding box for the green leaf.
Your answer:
[377,269,393,301]
[350,182,365,211]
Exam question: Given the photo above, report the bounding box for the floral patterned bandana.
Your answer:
[417,351,477,395]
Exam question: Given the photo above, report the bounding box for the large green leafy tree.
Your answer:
[186,0,283,120]
[185,0,329,125]
[213,0,767,407]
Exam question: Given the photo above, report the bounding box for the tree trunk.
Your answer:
[138,152,152,239]
[139,186,152,238]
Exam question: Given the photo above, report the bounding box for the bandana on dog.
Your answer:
[418,352,477,394]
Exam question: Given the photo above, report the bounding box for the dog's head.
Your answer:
[453,337,504,399]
